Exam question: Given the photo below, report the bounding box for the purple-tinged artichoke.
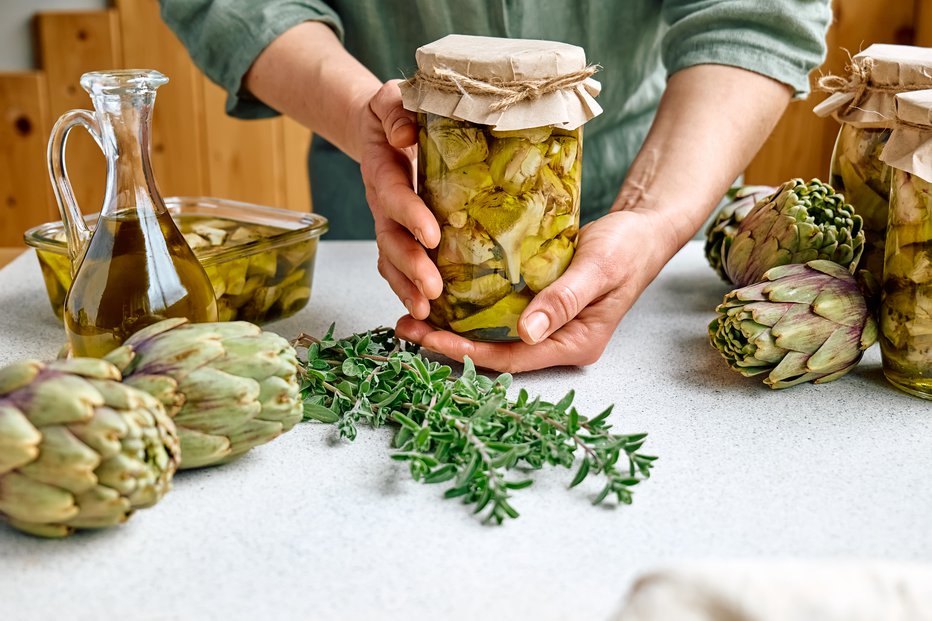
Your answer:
[723,179,865,287]
[709,260,878,389]
[704,185,777,282]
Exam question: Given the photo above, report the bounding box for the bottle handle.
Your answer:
[47,109,103,268]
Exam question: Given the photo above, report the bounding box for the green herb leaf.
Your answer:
[293,326,656,524]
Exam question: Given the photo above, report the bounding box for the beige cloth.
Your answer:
[613,561,932,621]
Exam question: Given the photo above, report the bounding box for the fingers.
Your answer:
[395,316,604,373]
[375,218,443,300]
[369,80,417,149]
[517,257,610,345]
[377,254,430,320]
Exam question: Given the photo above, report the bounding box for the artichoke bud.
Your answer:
[105,318,303,470]
[709,260,877,389]
[0,358,179,537]
[704,185,777,283]
[426,115,489,170]
[723,179,865,287]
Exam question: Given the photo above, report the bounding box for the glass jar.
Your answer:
[829,124,893,284]
[416,113,582,341]
[879,169,932,399]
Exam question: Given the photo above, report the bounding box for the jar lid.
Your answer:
[814,44,932,127]
[880,89,932,182]
[400,34,602,131]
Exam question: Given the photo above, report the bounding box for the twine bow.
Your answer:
[408,64,599,112]
[817,55,876,115]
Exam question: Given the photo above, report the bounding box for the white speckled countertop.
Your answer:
[0,241,929,621]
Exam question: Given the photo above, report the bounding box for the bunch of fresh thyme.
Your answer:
[294,326,656,524]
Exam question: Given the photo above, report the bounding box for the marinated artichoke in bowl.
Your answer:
[29,204,324,326]
[830,124,893,284]
[880,170,932,398]
[418,113,581,341]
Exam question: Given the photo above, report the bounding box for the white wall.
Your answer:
[0,0,107,71]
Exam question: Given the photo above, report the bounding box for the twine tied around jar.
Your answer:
[818,53,930,115]
[407,64,600,112]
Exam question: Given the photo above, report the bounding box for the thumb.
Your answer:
[517,260,607,345]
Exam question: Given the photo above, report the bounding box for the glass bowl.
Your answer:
[24,196,328,324]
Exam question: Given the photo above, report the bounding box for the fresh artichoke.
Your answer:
[879,170,932,393]
[709,260,878,388]
[105,318,302,469]
[0,358,179,537]
[723,179,865,287]
[704,185,777,282]
[830,125,893,285]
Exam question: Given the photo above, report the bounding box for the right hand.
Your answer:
[356,80,443,319]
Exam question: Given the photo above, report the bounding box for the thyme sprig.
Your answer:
[294,326,656,524]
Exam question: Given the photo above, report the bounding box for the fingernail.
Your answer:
[414,279,425,296]
[403,298,414,314]
[414,228,424,244]
[524,312,549,343]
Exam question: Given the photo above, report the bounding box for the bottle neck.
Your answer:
[93,90,164,218]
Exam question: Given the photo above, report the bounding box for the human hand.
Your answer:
[357,80,443,319]
[395,209,678,372]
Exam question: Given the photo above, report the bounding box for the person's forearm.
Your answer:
[243,21,382,162]
[614,64,791,251]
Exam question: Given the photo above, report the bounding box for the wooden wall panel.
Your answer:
[116,0,207,197]
[745,0,916,184]
[282,116,313,213]
[36,10,122,216]
[916,0,932,45]
[201,78,284,207]
[0,73,52,246]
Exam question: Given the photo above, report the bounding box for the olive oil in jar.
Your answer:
[64,208,218,357]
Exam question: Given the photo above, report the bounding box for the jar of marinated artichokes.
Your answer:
[814,44,932,287]
[400,34,602,341]
[878,89,932,399]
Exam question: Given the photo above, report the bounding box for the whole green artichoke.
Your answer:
[0,358,179,537]
[709,260,878,389]
[704,185,777,282]
[105,319,303,469]
[723,179,865,287]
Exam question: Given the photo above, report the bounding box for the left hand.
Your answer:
[395,208,676,372]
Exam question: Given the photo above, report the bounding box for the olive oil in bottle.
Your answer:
[48,70,217,357]
[64,208,218,357]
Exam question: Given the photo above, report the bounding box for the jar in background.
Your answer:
[401,34,601,341]
[816,44,932,287]
[878,90,932,399]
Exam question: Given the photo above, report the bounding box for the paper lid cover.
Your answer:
[880,89,932,182]
[813,44,932,128]
[400,34,602,131]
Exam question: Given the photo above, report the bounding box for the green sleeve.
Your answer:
[661,0,831,98]
[159,0,344,118]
